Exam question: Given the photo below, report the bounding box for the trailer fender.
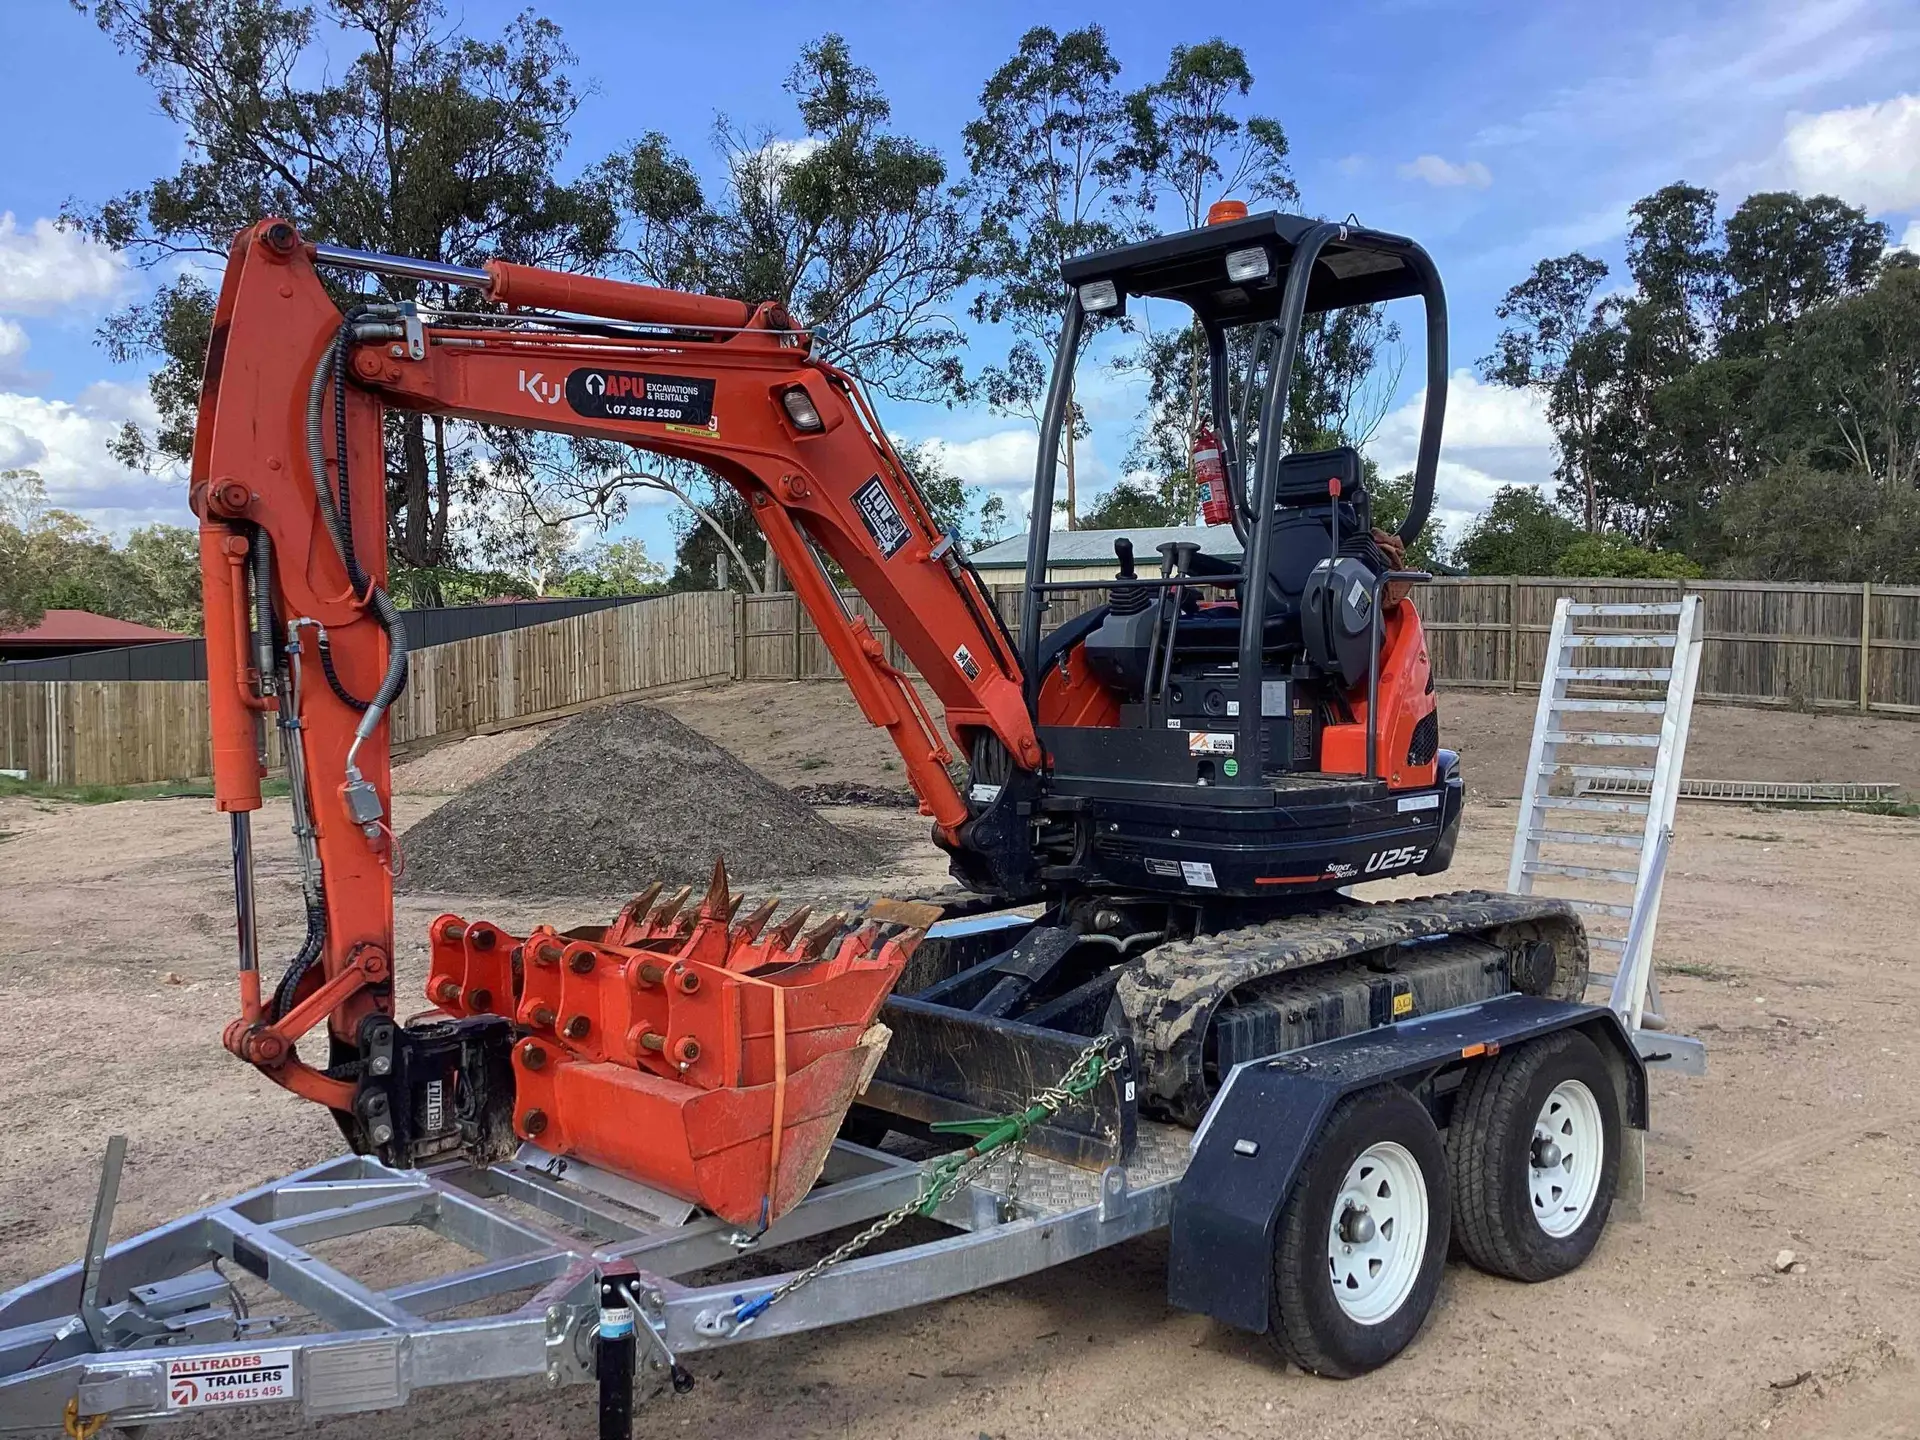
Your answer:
[1166,994,1645,1333]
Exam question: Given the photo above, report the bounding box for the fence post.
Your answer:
[1507,578,1520,692]
[1859,579,1872,713]
[790,593,804,681]
[732,591,745,681]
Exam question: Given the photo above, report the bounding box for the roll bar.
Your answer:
[1021,220,1450,747]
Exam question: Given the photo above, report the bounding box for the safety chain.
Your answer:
[722,1036,1114,1333]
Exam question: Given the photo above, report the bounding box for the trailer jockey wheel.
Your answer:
[1267,1085,1451,1378]
[1445,1030,1622,1282]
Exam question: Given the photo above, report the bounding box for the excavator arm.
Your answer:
[191,220,1035,1154]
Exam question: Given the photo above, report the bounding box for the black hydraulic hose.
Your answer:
[315,629,370,713]
[269,907,328,1021]
[304,316,408,728]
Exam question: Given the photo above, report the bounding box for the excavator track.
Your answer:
[1116,891,1590,1126]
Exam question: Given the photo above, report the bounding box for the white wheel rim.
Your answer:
[1531,1079,1604,1237]
[1326,1140,1430,1325]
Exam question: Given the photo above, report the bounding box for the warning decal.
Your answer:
[851,475,913,558]
[1187,731,1236,756]
[565,369,716,426]
[166,1350,296,1410]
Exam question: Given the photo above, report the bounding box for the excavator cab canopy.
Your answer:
[1059,210,1434,327]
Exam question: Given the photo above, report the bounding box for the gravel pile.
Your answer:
[401,701,886,897]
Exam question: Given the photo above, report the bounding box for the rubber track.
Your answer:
[1115,890,1590,1126]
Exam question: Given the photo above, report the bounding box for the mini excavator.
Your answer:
[191,206,1603,1266]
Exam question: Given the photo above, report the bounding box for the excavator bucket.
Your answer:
[426,860,926,1228]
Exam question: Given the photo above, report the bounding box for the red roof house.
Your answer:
[0,609,190,662]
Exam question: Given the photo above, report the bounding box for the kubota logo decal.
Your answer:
[518,369,564,405]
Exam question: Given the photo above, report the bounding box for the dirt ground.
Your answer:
[2,685,1918,1438]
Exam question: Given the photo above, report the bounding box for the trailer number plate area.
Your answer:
[166,1350,296,1410]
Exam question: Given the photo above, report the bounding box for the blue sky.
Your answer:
[2,0,1918,568]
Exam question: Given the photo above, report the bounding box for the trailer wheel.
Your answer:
[1267,1085,1450,1378]
[1447,1030,1621,1282]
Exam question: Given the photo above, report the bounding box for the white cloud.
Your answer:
[1899,219,1920,253]
[0,214,130,318]
[1365,370,1556,539]
[0,380,185,532]
[1773,93,1920,213]
[919,428,1038,495]
[1399,155,1492,190]
[0,320,29,386]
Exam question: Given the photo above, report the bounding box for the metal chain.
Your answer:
[724,1036,1113,1332]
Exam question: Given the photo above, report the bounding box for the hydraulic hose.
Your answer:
[303,314,409,762]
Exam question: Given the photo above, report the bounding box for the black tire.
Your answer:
[1267,1085,1451,1378]
[1446,1030,1622,1282]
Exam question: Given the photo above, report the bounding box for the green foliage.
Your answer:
[388,567,536,607]
[961,25,1140,524]
[74,0,620,569]
[1367,471,1446,571]
[1451,486,1582,575]
[1482,179,1909,581]
[0,470,202,632]
[1078,480,1181,529]
[546,537,667,598]
[603,35,967,404]
[1552,534,1702,579]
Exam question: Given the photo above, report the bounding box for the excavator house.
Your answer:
[0,206,1651,1428]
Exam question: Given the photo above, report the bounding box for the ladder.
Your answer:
[1506,595,1706,1075]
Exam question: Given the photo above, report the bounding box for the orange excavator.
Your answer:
[169,208,1639,1380]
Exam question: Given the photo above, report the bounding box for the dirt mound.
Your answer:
[400,702,886,897]
[789,780,919,809]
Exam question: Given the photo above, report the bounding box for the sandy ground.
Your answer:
[2,686,1918,1438]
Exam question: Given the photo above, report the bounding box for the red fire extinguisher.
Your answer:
[1195,422,1231,526]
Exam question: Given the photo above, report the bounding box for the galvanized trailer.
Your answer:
[0,903,1649,1436]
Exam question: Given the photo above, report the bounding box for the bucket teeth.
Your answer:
[620,881,664,926]
[768,904,812,950]
[651,886,693,928]
[700,857,732,921]
[796,911,848,963]
[735,895,780,943]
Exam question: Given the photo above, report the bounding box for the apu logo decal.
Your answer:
[1363,845,1430,874]
[518,370,564,405]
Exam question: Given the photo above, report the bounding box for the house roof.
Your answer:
[971,526,1245,570]
[0,609,190,648]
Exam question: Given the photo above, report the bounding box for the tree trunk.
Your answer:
[429,416,451,566]
[400,412,431,566]
[1063,402,1078,530]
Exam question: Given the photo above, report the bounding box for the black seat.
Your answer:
[1273,446,1363,507]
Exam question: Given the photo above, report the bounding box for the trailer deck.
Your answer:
[0,1117,1195,1430]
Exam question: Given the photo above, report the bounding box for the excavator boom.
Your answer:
[191,220,1034,1220]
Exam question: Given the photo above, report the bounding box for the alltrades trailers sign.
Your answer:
[565,368,716,425]
[165,1350,296,1409]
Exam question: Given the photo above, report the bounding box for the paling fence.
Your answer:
[6,578,1916,786]
[1,591,734,785]
[744,577,1920,715]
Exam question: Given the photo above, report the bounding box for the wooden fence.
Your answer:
[742,577,1920,715]
[9,576,1917,786]
[0,590,735,786]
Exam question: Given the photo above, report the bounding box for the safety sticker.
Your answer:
[166,1351,296,1410]
[1144,858,1182,878]
[1180,860,1218,889]
[1188,731,1235,756]
[666,416,721,438]
[1397,793,1440,812]
[1392,990,1415,1018]
[953,644,980,680]
[565,369,715,425]
[851,476,912,558]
